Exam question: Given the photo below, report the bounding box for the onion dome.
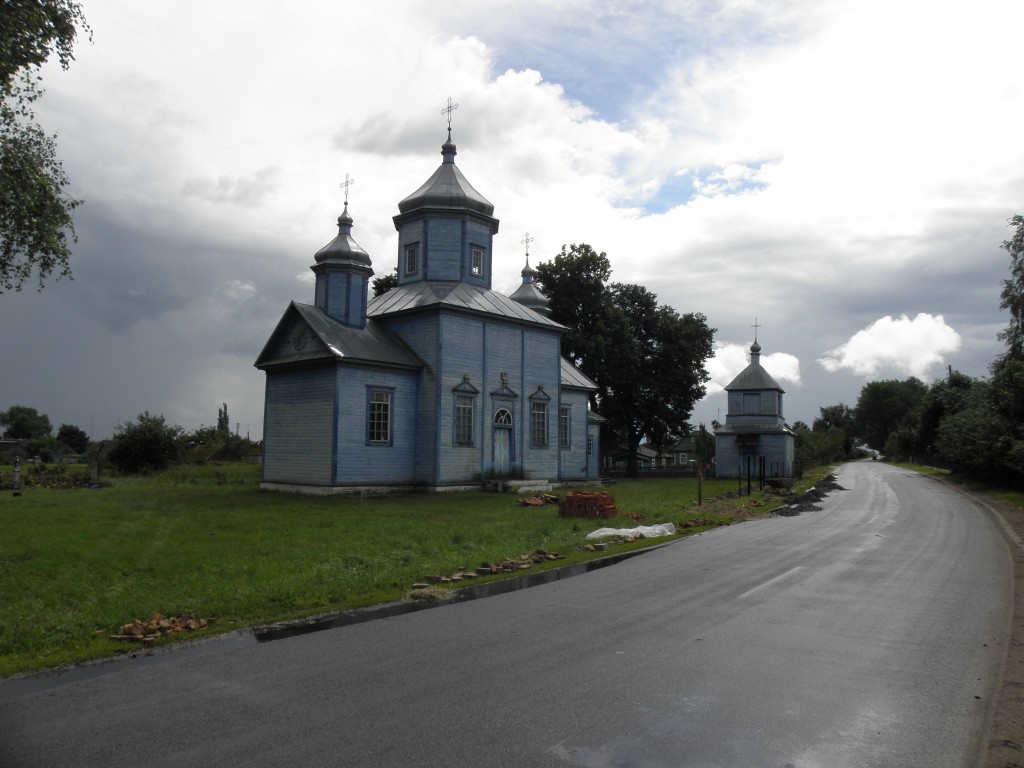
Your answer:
[396,129,494,217]
[313,204,371,269]
[510,257,550,316]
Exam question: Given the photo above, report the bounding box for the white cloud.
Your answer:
[818,314,962,378]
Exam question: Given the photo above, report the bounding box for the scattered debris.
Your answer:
[517,493,560,507]
[416,550,566,590]
[559,491,618,518]
[776,474,848,516]
[110,611,211,644]
[677,518,723,529]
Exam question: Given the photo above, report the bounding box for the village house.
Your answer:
[255,128,603,493]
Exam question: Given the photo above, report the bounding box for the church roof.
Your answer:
[254,302,423,371]
[560,357,598,391]
[724,340,784,392]
[396,131,495,218]
[368,281,565,329]
[313,204,371,269]
[509,257,550,315]
[714,422,795,436]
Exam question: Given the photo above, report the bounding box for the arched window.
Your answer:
[494,408,512,426]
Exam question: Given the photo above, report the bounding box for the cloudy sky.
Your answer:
[2,0,1021,441]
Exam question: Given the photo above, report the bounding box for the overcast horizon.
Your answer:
[1,0,1020,442]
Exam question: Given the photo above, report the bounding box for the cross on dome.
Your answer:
[441,97,459,131]
[340,173,355,206]
[522,232,534,259]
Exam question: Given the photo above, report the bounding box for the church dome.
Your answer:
[314,204,372,269]
[509,257,550,316]
[396,130,495,217]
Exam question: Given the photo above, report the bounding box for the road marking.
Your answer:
[738,566,803,600]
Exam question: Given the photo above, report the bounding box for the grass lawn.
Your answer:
[0,463,827,676]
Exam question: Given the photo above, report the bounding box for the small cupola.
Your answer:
[509,240,550,316]
[312,195,374,329]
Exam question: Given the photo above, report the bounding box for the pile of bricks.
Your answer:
[412,550,565,588]
[558,491,618,518]
[110,611,210,644]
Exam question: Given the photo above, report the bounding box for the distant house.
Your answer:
[714,338,795,479]
[604,444,659,471]
[662,426,715,469]
[0,440,29,463]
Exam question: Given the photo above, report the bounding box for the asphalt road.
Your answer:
[0,462,1011,767]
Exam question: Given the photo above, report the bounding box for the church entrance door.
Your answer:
[494,408,513,475]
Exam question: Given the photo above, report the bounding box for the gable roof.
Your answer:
[368,281,566,329]
[254,302,423,371]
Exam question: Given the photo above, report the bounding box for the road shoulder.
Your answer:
[936,478,1024,768]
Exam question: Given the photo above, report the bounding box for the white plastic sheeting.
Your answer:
[585,523,677,541]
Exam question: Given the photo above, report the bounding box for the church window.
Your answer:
[367,389,392,444]
[531,402,548,447]
[471,247,483,276]
[560,406,571,449]
[405,245,418,275]
[587,436,593,457]
[455,395,474,445]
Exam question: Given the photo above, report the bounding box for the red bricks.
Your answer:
[558,491,618,518]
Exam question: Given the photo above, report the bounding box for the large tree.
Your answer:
[998,214,1024,362]
[56,422,88,452]
[853,378,928,454]
[535,244,715,476]
[1,0,90,293]
[0,404,52,439]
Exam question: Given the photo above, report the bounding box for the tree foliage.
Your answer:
[371,268,397,298]
[0,404,52,439]
[217,402,229,433]
[998,214,1024,362]
[1,0,90,293]
[853,378,928,453]
[109,412,184,474]
[56,422,88,452]
[535,244,715,476]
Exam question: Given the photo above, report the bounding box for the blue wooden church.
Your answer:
[714,337,795,479]
[255,129,603,493]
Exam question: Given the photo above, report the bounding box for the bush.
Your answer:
[109,412,184,474]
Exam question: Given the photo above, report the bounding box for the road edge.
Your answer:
[929,475,1024,768]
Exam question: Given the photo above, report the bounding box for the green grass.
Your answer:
[0,464,830,675]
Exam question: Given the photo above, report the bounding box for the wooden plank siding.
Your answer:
[262,367,335,485]
[331,365,419,485]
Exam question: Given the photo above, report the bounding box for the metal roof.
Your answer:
[368,281,566,329]
[715,422,794,436]
[724,343,784,392]
[396,135,495,218]
[254,302,423,371]
[560,357,598,391]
